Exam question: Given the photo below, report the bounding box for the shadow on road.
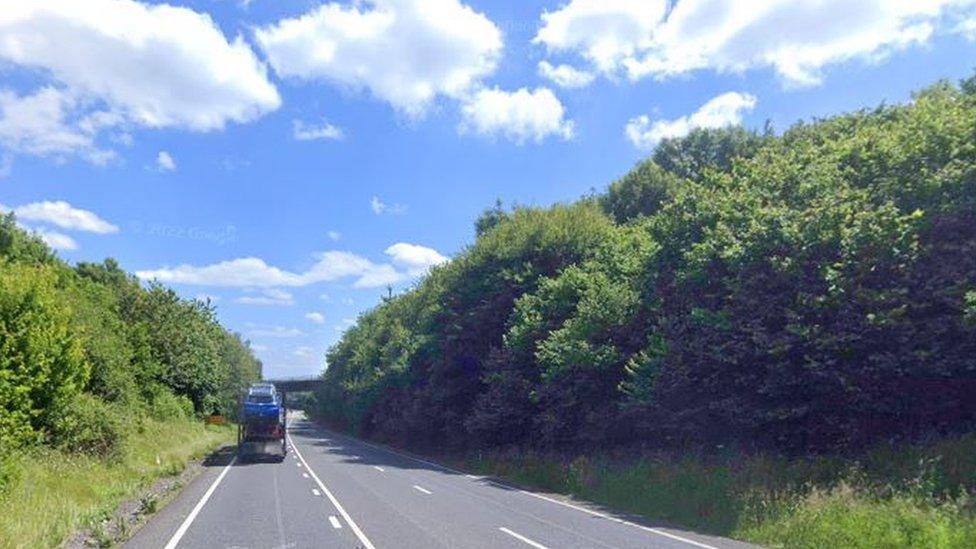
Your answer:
[287,417,756,548]
[201,442,287,468]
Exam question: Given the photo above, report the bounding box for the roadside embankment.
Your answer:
[454,434,976,549]
[0,419,233,549]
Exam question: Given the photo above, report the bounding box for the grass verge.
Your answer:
[0,418,234,549]
[458,435,976,548]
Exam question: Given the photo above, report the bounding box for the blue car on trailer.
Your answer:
[238,383,287,461]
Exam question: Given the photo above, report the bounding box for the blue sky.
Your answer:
[2,0,975,377]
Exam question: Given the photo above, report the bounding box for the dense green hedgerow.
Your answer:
[315,76,976,456]
[0,214,262,456]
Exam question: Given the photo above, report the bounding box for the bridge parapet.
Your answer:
[264,376,323,393]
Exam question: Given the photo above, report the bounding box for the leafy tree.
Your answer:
[0,221,262,452]
[0,264,88,449]
[316,77,976,455]
[652,126,766,183]
[602,160,683,223]
[475,199,510,236]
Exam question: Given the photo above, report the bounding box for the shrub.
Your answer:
[49,393,126,457]
[0,264,89,450]
[147,386,195,421]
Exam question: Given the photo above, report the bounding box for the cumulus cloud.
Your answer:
[33,228,78,251]
[385,243,449,276]
[136,245,448,289]
[327,230,341,241]
[249,326,304,338]
[958,16,976,38]
[0,0,280,162]
[625,91,756,150]
[293,120,344,141]
[305,312,325,324]
[535,0,976,87]
[351,264,403,288]
[460,87,574,144]
[234,288,294,306]
[370,196,406,215]
[156,150,176,171]
[255,0,502,116]
[137,257,304,287]
[0,87,114,164]
[10,200,118,233]
[537,61,596,88]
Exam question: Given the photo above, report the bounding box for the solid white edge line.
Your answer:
[288,432,377,549]
[412,485,432,495]
[499,527,549,549]
[322,427,718,549]
[329,516,343,529]
[163,455,236,549]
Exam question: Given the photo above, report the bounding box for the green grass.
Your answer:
[0,418,234,549]
[458,435,976,548]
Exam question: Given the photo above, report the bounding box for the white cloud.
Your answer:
[195,293,220,303]
[156,150,176,172]
[370,196,406,215]
[250,326,304,338]
[625,91,756,150]
[0,87,114,163]
[460,87,574,144]
[305,312,325,324]
[303,251,400,287]
[234,288,294,306]
[11,200,118,233]
[537,61,596,88]
[958,16,976,38]
[535,0,976,87]
[351,263,402,288]
[136,245,448,289]
[385,243,449,276]
[293,120,344,141]
[250,344,268,352]
[293,346,316,358]
[137,257,305,287]
[33,228,78,251]
[255,0,502,116]
[0,0,279,161]
[327,230,341,241]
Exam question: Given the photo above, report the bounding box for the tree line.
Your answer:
[314,75,976,455]
[0,220,261,456]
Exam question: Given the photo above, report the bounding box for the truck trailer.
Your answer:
[237,383,287,461]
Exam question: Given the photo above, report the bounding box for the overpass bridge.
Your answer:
[263,375,324,393]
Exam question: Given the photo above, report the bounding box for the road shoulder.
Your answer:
[119,446,236,548]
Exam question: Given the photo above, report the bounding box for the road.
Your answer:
[125,413,755,549]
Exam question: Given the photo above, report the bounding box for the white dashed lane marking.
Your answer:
[500,527,549,549]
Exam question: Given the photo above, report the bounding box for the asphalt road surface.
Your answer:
[125,413,755,549]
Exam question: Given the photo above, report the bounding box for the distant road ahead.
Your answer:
[126,414,755,549]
